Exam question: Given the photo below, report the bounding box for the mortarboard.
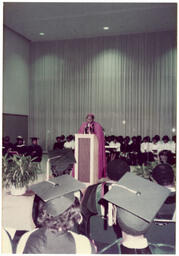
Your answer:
[48,148,76,176]
[29,174,86,216]
[101,172,170,235]
[16,136,23,140]
[31,137,39,140]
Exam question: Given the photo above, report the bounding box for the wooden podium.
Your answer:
[74,134,99,185]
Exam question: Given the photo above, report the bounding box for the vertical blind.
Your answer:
[29,31,176,151]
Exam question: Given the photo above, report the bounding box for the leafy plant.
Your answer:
[132,161,159,179]
[2,154,42,188]
[132,161,176,183]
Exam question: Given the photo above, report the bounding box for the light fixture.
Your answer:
[39,32,45,36]
[122,120,126,125]
[103,26,109,30]
[172,128,176,133]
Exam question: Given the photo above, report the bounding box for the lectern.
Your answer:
[74,134,99,185]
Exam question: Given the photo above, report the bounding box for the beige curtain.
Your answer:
[29,31,176,151]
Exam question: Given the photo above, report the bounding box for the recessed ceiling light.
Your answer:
[39,32,45,36]
[103,26,109,30]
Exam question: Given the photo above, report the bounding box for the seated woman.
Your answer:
[18,175,96,254]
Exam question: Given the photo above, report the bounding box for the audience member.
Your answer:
[53,136,64,150]
[27,137,43,162]
[129,136,141,166]
[13,136,27,155]
[19,175,96,254]
[120,136,131,164]
[149,136,160,161]
[151,163,176,220]
[140,136,152,165]
[64,135,75,150]
[2,136,14,156]
[100,172,174,254]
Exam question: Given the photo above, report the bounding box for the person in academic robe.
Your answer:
[19,175,96,254]
[13,136,27,155]
[78,113,107,179]
[53,136,64,150]
[27,137,42,162]
[99,172,175,254]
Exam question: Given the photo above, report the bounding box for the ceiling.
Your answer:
[3,2,177,42]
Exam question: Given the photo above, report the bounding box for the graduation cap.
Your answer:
[16,136,23,140]
[101,172,170,235]
[31,137,39,141]
[48,148,76,176]
[29,174,86,216]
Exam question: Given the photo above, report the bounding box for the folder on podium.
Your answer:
[74,134,99,185]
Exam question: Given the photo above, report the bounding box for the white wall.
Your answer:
[3,27,30,115]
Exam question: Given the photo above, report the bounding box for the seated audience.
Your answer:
[140,136,152,165]
[149,136,160,162]
[120,136,131,164]
[53,136,64,150]
[27,137,43,162]
[100,172,174,254]
[18,175,96,254]
[129,136,141,166]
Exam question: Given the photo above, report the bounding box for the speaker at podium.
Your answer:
[74,134,99,185]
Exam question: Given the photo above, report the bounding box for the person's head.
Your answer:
[142,136,148,143]
[86,113,95,124]
[30,175,86,232]
[31,137,39,145]
[152,163,174,186]
[132,136,137,143]
[154,135,160,142]
[107,159,130,181]
[101,172,170,236]
[117,136,124,144]
[172,135,176,143]
[152,136,157,144]
[16,136,24,145]
[124,136,130,144]
[3,136,10,144]
[60,135,65,141]
[162,135,170,143]
[37,197,82,231]
[56,136,61,142]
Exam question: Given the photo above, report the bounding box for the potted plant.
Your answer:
[2,154,42,195]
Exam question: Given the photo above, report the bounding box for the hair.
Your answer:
[107,159,130,181]
[37,197,82,232]
[152,163,174,186]
[86,113,95,120]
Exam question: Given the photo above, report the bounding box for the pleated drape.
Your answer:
[29,31,176,151]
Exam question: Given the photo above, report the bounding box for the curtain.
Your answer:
[29,31,176,151]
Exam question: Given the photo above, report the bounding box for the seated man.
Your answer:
[17,175,96,254]
[27,137,43,162]
[100,172,174,254]
[13,136,27,155]
[53,136,64,150]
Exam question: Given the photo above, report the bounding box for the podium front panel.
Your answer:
[75,134,98,185]
[78,138,90,182]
